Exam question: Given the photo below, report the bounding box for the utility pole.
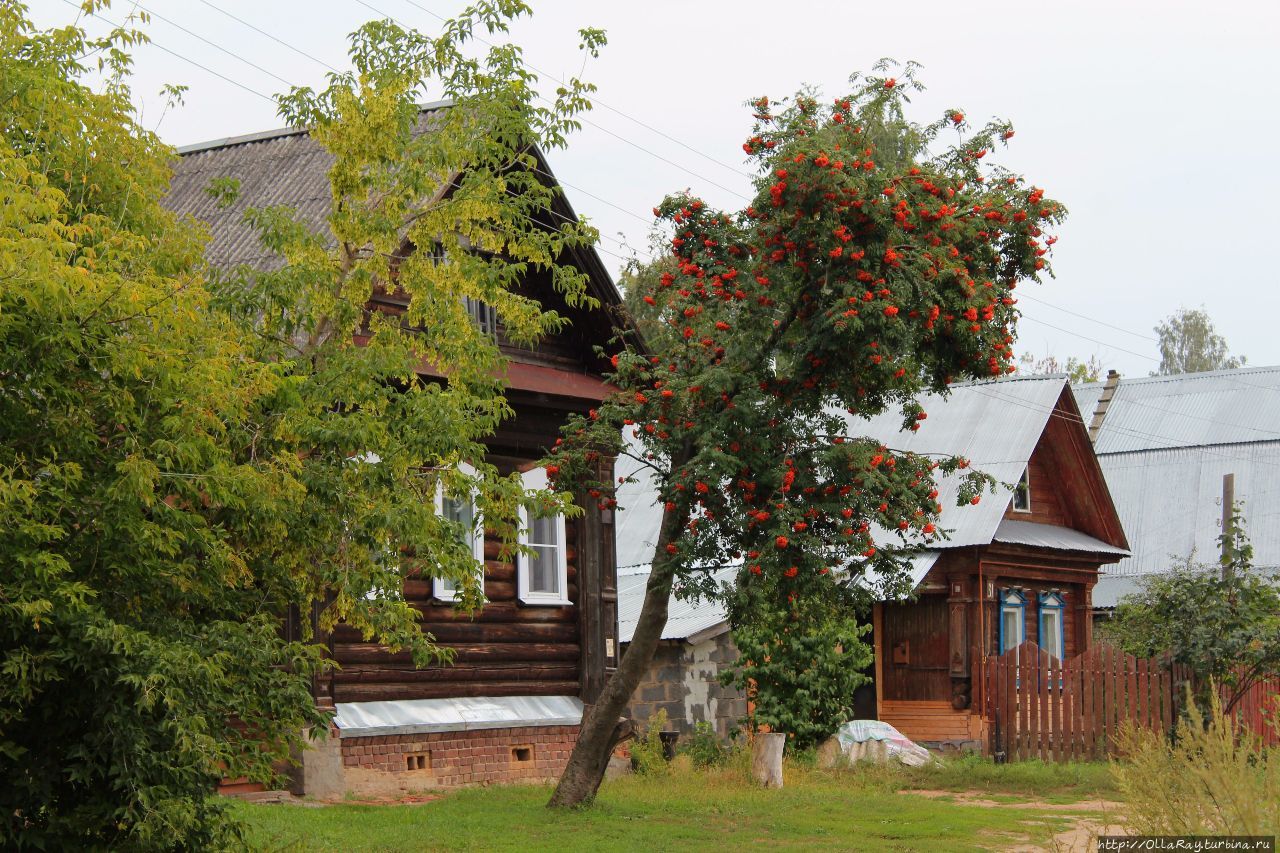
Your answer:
[1221,473,1236,582]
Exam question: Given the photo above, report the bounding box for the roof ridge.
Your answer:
[175,99,456,156]
[1074,364,1280,390]
[945,373,1067,390]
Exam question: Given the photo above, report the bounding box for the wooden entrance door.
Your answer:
[882,595,951,701]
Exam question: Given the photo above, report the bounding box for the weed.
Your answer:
[1113,692,1279,835]
[629,709,670,776]
[679,722,729,769]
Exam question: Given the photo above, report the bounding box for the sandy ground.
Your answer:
[901,789,1126,852]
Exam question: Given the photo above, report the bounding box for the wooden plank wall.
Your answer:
[1003,452,1069,527]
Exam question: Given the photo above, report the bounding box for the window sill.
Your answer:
[518,595,572,607]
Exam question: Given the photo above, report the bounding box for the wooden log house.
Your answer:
[163,105,624,796]
[868,376,1130,745]
[615,374,1130,750]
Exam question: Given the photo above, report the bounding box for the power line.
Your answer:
[393,0,756,182]
[136,3,296,89]
[1016,291,1159,343]
[1013,308,1274,394]
[358,0,753,202]
[192,0,342,74]
[66,0,279,106]
[1018,312,1157,364]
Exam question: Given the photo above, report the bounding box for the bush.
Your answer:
[680,722,729,768]
[1113,692,1279,835]
[630,710,671,776]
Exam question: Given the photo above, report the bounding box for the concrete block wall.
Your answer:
[625,632,748,741]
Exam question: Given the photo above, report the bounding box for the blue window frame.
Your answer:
[1038,591,1066,659]
[998,588,1026,654]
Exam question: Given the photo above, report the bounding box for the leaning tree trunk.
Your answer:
[548,508,682,808]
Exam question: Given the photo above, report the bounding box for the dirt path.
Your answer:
[899,789,1126,851]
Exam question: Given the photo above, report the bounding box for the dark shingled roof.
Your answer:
[165,105,452,271]
[163,104,623,318]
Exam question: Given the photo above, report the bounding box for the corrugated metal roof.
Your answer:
[617,550,943,642]
[848,375,1067,547]
[617,567,734,643]
[615,377,1071,563]
[1073,366,1280,454]
[994,519,1129,555]
[1094,563,1280,608]
[613,376,1079,641]
[1070,367,1280,597]
[1090,442,1280,578]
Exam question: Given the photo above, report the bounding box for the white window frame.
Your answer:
[999,588,1026,654]
[432,462,486,603]
[1038,591,1066,660]
[1012,466,1031,513]
[517,467,570,606]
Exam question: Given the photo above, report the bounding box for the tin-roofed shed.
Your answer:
[1073,365,1280,608]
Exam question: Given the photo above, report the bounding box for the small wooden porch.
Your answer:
[872,548,1102,750]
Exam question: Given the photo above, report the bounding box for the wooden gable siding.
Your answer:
[1003,450,1068,527]
[368,253,614,382]
[998,387,1127,549]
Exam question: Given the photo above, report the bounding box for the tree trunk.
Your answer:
[548,507,681,808]
[751,732,786,788]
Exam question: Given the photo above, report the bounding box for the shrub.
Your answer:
[1113,692,1279,835]
[630,710,671,776]
[680,722,729,768]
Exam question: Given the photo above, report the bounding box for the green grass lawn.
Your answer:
[232,757,1116,852]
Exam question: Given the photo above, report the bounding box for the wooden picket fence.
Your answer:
[1223,675,1280,747]
[981,641,1191,762]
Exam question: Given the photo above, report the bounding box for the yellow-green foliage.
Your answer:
[1113,693,1280,835]
[630,709,671,776]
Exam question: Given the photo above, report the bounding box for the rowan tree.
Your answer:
[0,1,601,846]
[546,63,1064,807]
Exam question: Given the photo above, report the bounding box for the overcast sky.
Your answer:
[30,0,1280,377]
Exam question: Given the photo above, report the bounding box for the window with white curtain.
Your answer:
[517,467,570,605]
[1012,467,1031,512]
[1038,591,1066,659]
[432,462,485,602]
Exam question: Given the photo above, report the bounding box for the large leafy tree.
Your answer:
[1153,306,1245,376]
[1,1,600,846]
[1019,351,1104,384]
[213,2,604,644]
[1105,514,1280,716]
[546,65,1063,806]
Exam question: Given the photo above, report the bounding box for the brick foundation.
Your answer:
[339,725,580,796]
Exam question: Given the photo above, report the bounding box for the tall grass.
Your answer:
[1113,692,1280,835]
